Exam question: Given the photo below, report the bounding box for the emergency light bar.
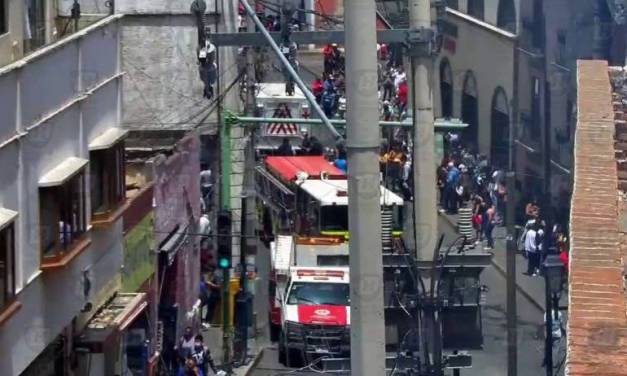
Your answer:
[296,236,344,245]
[296,270,345,278]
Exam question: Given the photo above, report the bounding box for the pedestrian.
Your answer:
[458,164,472,206]
[382,72,394,102]
[311,77,324,103]
[472,194,485,243]
[300,129,311,155]
[202,267,222,327]
[177,357,205,376]
[446,162,460,214]
[483,202,496,249]
[191,334,218,376]
[394,66,406,90]
[276,138,294,156]
[382,101,393,121]
[334,149,347,173]
[176,327,196,363]
[400,154,413,201]
[321,90,337,117]
[524,221,541,276]
[397,79,409,116]
[308,137,324,156]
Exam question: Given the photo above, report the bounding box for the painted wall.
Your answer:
[153,133,201,335]
[435,8,515,158]
[0,15,125,375]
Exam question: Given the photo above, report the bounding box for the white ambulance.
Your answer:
[278,267,350,367]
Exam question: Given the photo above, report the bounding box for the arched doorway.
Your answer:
[440,59,453,118]
[497,0,516,33]
[491,87,510,169]
[461,71,478,150]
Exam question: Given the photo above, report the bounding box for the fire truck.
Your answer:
[255,155,404,246]
[256,156,408,364]
[254,83,310,156]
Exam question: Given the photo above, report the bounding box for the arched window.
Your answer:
[491,87,510,169]
[439,59,453,118]
[497,0,516,33]
[467,0,484,20]
[461,71,479,147]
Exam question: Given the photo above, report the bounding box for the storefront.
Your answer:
[74,293,150,376]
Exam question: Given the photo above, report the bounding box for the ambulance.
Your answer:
[278,266,350,367]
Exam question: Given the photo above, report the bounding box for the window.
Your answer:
[497,0,516,33]
[467,0,484,20]
[320,206,348,232]
[447,0,458,9]
[0,224,15,312]
[0,0,7,35]
[90,141,126,219]
[287,282,350,306]
[40,171,87,262]
[24,0,46,52]
[440,59,454,118]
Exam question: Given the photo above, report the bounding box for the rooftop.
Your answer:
[567,60,627,375]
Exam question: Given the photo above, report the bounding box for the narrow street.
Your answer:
[247,215,548,375]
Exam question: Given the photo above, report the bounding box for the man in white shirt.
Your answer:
[525,222,541,276]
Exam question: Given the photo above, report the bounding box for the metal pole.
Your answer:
[233,116,468,130]
[220,115,232,372]
[345,0,386,373]
[544,277,553,376]
[238,0,341,139]
[506,37,520,376]
[409,0,440,373]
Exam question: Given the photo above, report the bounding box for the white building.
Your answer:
[0,7,138,374]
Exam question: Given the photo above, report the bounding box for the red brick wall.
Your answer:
[568,60,627,375]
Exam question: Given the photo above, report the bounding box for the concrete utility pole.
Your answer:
[409,0,437,262]
[408,0,440,372]
[506,37,520,376]
[344,0,386,374]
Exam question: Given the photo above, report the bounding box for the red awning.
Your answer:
[265,156,346,183]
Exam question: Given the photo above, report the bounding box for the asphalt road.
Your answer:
[249,213,548,375]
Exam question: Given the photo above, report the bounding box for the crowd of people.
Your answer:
[174,327,219,376]
[310,43,409,121]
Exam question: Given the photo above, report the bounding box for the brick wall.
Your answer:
[567,60,627,375]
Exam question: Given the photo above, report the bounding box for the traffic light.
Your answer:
[217,210,232,269]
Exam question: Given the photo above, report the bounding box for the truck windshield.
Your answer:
[287,282,350,306]
[320,206,348,232]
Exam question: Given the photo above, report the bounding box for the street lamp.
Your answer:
[542,253,564,376]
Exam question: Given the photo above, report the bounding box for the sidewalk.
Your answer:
[204,327,267,376]
[438,211,547,311]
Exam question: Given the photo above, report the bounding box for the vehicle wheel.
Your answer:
[270,322,280,342]
[286,349,303,368]
[278,334,286,365]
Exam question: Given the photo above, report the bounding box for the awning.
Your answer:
[39,157,88,187]
[0,208,17,232]
[88,128,129,151]
[75,293,148,353]
[159,224,189,266]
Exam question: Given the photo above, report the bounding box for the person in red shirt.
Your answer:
[397,80,408,116]
[378,43,389,61]
[311,78,324,103]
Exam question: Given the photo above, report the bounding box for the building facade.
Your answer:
[0,13,138,375]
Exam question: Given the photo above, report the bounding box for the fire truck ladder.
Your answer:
[381,207,394,253]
